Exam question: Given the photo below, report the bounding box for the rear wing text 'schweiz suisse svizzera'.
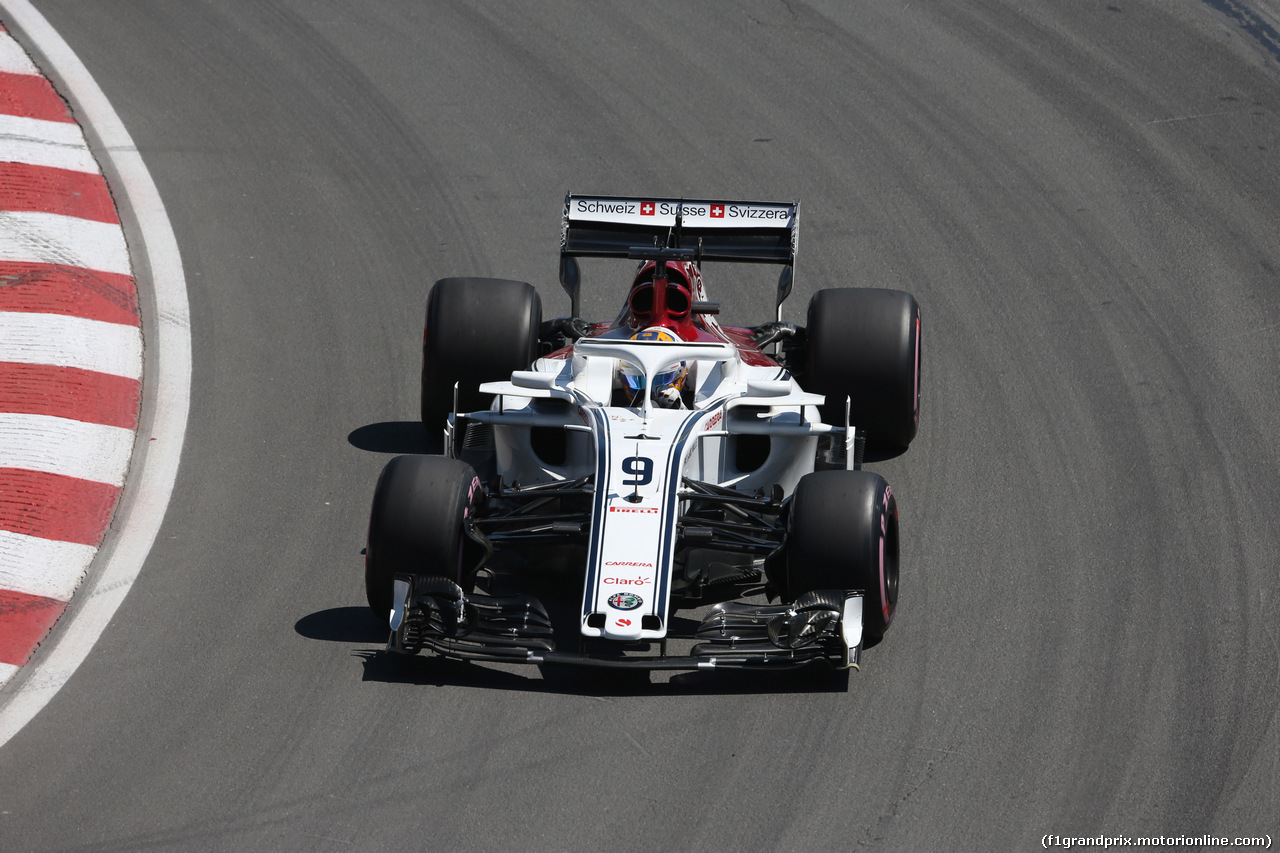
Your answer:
[559,193,799,319]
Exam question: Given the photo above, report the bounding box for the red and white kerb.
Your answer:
[0,24,140,688]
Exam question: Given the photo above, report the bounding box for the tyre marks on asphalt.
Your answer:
[0,23,139,687]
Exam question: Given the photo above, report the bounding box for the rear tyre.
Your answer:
[365,455,482,619]
[421,277,542,433]
[806,287,920,451]
[784,469,899,644]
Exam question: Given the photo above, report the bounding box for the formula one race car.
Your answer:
[365,194,920,675]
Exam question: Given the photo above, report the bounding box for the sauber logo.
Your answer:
[616,618,632,627]
[610,506,659,514]
[605,561,652,568]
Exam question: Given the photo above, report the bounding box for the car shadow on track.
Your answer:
[352,648,850,696]
[298,605,852,694]
[347,421,440,455]
[295,606,389,644]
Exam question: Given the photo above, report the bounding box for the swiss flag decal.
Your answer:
[641,202,655,216]
[710,205,725,218]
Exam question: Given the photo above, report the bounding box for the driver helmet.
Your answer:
[619,327,688,406]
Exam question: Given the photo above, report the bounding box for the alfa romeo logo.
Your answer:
[607,592,643,611]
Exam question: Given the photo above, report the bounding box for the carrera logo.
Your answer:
[705,410,723,430]
[610,506,659,514]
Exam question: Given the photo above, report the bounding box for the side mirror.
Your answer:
[560,256,582,318]
[511,371,558,391]
[745,380,792,398]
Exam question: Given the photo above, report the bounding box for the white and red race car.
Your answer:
[365,194,920,674]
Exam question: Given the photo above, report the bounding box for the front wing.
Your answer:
[385,575,865,672]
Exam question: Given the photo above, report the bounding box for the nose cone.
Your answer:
[603,613,644,640]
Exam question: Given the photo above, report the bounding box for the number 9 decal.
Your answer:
[622,456,653,486]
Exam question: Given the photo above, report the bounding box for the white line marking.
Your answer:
[0,412,134,485]
[0,29,39,75]
[0,210,130,275]
[0,311,142,378]
[0,0,192,748]
[0,113,98,174]
[0,530,95,601]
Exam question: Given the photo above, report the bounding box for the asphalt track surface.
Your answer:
[2,2,1278,850]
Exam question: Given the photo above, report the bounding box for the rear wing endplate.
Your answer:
[560,193,798,320]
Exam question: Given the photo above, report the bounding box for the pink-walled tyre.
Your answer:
[365,455,482,618]
[421,277,542,433]
[806,287,920,451]
[784,469,899,643]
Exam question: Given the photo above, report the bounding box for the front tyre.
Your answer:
[784,469,899,643]
[365,455,482,619]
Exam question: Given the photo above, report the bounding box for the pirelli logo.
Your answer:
[609,506,659,514]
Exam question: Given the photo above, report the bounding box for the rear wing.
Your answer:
[560,193,798,320]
